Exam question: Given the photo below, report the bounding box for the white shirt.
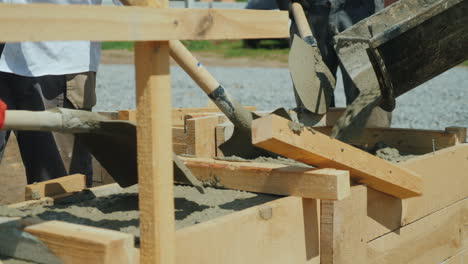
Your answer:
[0,0,119,77]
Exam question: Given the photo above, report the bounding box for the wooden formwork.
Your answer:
[2,106,467,263]
[1,2,467,264]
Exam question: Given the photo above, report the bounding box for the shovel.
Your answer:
[0,107,204,191]
[169,40,290,159]
[289,2,335,117]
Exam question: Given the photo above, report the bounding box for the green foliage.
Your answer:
[101,40,289,62]
[101,41,133,50]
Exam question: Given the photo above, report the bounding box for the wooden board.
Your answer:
[313,126,465,154]
[25,174,86,200]
[320,185,367,264]
[365,144,468,241]
[186,115,221,158]
[180,157,350,200]
[0,4,288,42]
[442,249,468,264]
[367,198,467,264]
[24,221,135,264]
[252,114,423,198]
[119,107,255,126]
[135,40,175,264]
[176,196,320,264]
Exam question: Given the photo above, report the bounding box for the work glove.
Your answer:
[0,99,6,130]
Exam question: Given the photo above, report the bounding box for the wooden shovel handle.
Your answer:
[291,2,313,39]
[169,40,220,95]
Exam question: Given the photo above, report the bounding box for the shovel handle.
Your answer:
[3,110,63,131]
[169,40,220,95]
[2,109,106,133]
[291,2,314,40]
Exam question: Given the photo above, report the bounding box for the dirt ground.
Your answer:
[101,50,288,68]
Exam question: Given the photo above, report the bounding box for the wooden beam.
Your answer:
[179,157,351,200]
[185,115,221,158]
[118,109,137,122]
[367,198,467,264]
[119,106,256,126]
[441,249,468,264]
[365,144,468,241]
[176,196,320,264]
[24,221,135,264]
[252,114,423,198]
[313,126,465,154]
[320,185,367,264]
[0,4,288,42]
[0,217,62,264]
[135,38,174,264]
[25,174,86,200]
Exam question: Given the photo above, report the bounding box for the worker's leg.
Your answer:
[12,74,68,183]
[13,73,95,186]
[63,72,96,187]
[36,72,96,187]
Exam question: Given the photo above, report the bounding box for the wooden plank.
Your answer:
[0,217,62,264]
[173,106,255,126]
[173,143,187,155]
[172,127,187,145]
[445,126,467,144]
[215,122,233,157]
[367,198,467,264]
[320,185,367,264]
[252,114,423,198]
[313,126,464,154]
[0,4,288,42]
[179,157,351,200]
[175,196,320,264]
[186,115,220,158]
[365,144,468,241]
[441,249,468,264]
[25,174,86,200]
[118,109,137,122]
[135,40,174,264]
[24,221,135,264]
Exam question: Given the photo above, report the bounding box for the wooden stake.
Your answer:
[252,114,423,198]
[135,39,174,264]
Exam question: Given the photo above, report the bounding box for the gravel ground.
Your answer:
[95,65,468,133]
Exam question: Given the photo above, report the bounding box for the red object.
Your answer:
[0,99,6,130]
[385,0,399,7]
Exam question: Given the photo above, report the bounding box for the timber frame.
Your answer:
[0,1,467,263]
[1,107,467,264]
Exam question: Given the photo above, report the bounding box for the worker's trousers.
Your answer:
[290,0,392,127]
[0,71,96,186]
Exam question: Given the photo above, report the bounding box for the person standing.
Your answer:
[0,0,118,187]
[281,0,392,127]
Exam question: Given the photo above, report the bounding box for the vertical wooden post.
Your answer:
[135,40,174,264]
[134,0,173,260]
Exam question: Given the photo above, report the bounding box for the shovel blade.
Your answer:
[219,108,292,159]
[76,121,138,187]
[289,34,336,114]
[77,120,204,191]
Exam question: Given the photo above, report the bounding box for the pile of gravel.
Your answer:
[95,65,468,138]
